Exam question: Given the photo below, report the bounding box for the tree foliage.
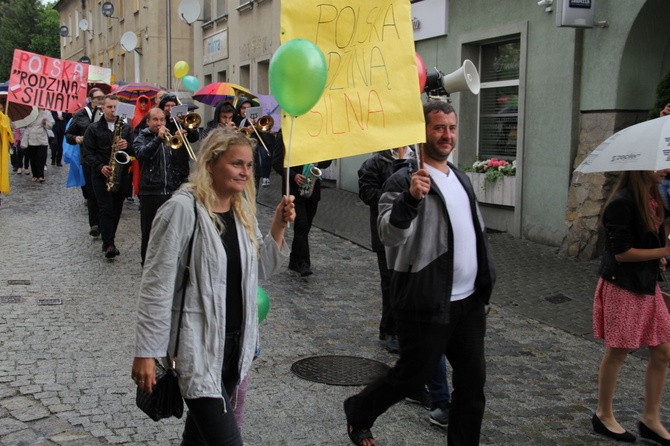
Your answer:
[0,0,60,81]
[650,70,670,119]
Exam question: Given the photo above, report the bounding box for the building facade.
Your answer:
[53,0,195,89]
[53,0,670,255]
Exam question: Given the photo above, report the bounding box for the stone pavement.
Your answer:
[0,165,667,445]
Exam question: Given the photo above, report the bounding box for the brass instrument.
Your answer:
[171,96,198,160]
[106,116,131,192]
[182,112,202,129]
[164,130,184,150]
[238,126,253,137]
[255,115,274,132]
[299,165,322,198]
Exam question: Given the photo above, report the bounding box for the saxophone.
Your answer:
[106,116,131,192]
[299,164,322,198]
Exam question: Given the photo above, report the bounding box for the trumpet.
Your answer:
[164,131,184,150]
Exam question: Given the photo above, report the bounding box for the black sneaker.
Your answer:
[405,387,431,410]
[384,334,399,354]
[105,245,120,259]
[89,225,100,237]
[298,263,313,277]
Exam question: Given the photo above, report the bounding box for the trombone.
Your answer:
[245,115,274,156]
[171,96,200,160]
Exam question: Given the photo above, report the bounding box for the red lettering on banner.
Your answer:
[7,49,89,113]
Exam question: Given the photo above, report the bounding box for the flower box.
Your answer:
[465,172,516,207]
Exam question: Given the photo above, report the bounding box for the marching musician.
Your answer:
[159,93,200,150]
[202,101,236,139]
[133,107,192,266]
[83,94,135,259]
[272,129,332,277]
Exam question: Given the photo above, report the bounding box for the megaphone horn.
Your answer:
[425,59,481,96]
[441,59,480,95]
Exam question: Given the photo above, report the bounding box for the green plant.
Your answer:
[463,158,516,190]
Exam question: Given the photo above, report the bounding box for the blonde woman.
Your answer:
[132,130,295,445]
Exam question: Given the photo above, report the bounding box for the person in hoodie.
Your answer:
[133,107,191,265]
[128,95,152,199]
[202,101,236,140]
[233,97,275,190]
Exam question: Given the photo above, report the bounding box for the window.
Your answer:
[216,0,228,17]
[240,64,250,89]
[257,60,269,95]
[203,0,212,21]
[217,70,227,82]
[477,39,520,161]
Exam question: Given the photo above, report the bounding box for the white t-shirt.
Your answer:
[425,164,478,301]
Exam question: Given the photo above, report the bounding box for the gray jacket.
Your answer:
[23,110,54,146]
[135,189,289,399]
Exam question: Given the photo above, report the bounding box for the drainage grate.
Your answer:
[0,296,21,304]
[543,293,572,304]
[37,299,62,306]
[8,280,31,285]
[291,355,390,386]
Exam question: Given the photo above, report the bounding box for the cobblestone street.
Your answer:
[0,166,667,445]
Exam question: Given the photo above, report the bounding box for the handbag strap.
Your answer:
[171,196,198,365]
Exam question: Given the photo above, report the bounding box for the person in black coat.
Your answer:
[50,110,71,166]
[272,129,331,276]
[83,95,135,259]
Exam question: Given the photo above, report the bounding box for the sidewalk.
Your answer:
[0,165,665,445]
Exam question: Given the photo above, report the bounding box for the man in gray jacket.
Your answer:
[344,101,496,446]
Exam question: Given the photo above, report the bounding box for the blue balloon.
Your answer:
[182,75,200,92]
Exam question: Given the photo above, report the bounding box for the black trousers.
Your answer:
[289,195,318,267]
[346,293,487,446]
[25,145,47,179]
[139,194,171,265]
[91,172,126,248]
[181,332,243,446]
[376,251,395,338]
[83,163,100,228]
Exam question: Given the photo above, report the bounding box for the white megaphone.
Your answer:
[424,59,480,98]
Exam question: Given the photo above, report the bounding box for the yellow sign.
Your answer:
[280,0,425,166]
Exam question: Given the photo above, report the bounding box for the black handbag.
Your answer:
[136,197,198,421]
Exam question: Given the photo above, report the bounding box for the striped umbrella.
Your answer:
[192,82,258,107]
[112,83,161,104]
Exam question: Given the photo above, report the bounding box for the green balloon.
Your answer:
[257,287,270,323]
[269,39,327,117]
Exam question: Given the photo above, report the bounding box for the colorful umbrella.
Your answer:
[112,82,162,104]
[192,82,258,107]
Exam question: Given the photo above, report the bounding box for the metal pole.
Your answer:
[166,0,171,89]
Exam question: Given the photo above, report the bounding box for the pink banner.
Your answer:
[8,50,89,113]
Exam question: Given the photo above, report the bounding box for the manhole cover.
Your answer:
[291,355,390,386]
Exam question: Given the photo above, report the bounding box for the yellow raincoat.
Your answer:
[0,111,13,194]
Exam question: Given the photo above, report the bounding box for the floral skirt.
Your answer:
[593,278,670,349]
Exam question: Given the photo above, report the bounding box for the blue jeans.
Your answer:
[427,354,451,410]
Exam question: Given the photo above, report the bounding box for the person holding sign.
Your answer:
[22,109,54,183]
[343,101,496,446]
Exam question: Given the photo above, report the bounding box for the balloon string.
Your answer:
[285,115,295,229]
